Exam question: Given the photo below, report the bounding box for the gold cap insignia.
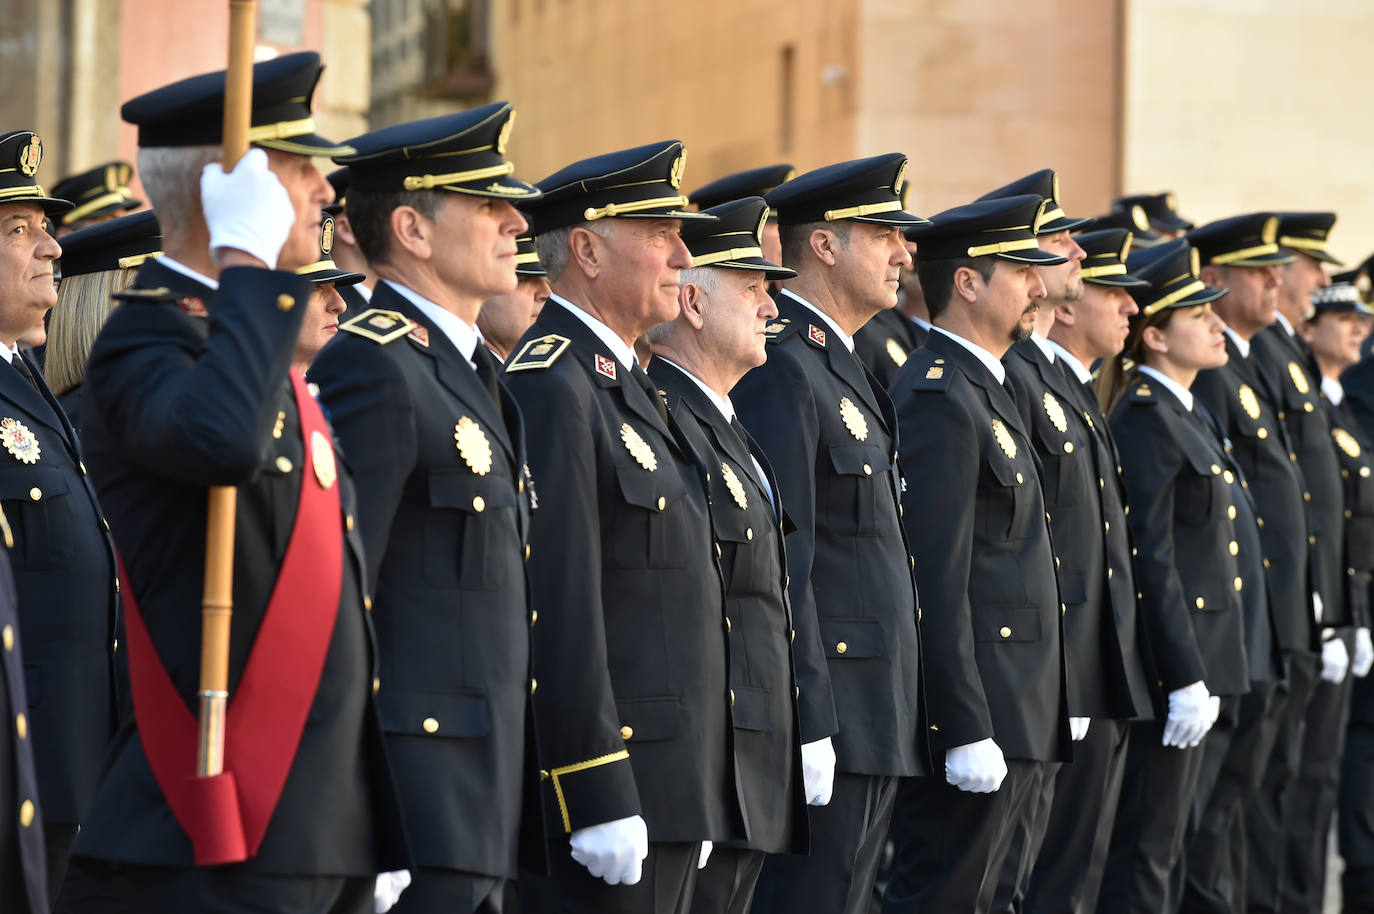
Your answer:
[497,111,515,155]
[1238,384,1261,420]
[893,159,908,196]
[839,397,869,442]
[621,423,658,471]
[18,136,40,177]
[454,416,494,476]
[1120,234,1133,262]
[1333,427,1362,459]
[1165,192,1178,210]
[1190,247,1201,278]
[721,462,748,510]
[0,418,38,465]
[1050,172,1061,204]
[669,150,687,190]
[1261,216,1278,246]
[885,338,908,367]
[104,164,119,192]
[310,430,336,489]
[320,216,335,255]
[1287,361,1310,396]
[1131,205,1149,233]
[1043,392,1068,433]
[992,418,1017,459]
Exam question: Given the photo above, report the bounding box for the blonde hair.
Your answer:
[45,268,135,395]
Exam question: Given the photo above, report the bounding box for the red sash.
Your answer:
[121,369,345,865]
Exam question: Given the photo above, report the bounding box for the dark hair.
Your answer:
[916,255,996,320]
[1098,306,1179,413]
[778,220,851,268]
[344,188,446,266]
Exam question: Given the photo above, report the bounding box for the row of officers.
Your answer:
[2,50,1374,914]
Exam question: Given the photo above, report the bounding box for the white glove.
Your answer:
[1314,592,1325,624]
[945,738,1008,793]
[1205,695,1221,728]
[1162,680,1213,749]
[1070,717,1091,741]
[698,840,712,870]
[1354,627,1374,678]
[1322,633,1351,684]
[201,148,295,270]
[373,870,411,913]
[569,815,649,886]
[801,737,836,806]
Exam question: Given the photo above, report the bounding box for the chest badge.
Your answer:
[1288,361,1310,396]
[310,431,336,490]
[620,423,658,471]
[1042,391,1068,433]
[839,397,869,442]
[0,418,39,465]
[1238,384,1261,420]
[992,418,1018,459]
[721,462,748,510]
[1334,427,1362,459]
[885,338,908,367]
[595,354,618,380]
[454,416,494,476]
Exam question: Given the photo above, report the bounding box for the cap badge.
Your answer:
[1050,172,1061,204]
[669,150,687,190]
[1131,205,1149,233]
[0,418,39,465]
[104,164,119,192]
[885,338,908,367]
[1238,384,1261,420]
[1120,235,1132,263]
[721,462,748,510]
[595,353,617,380]
[1190,247,1201,278]
[18,136,40,177]
[992,418,1017,459]
[1333,427,1362,459]
[620,423,658,472]
[1287,361,1310,396]
[893,159,908,196]
[310,430,336,490]
[807,324,827,347]
[497,111,515,155]
[454,416,494,476]
[839,397,869,442]
[1043,392,1068,433]
[1165,192,1178,211]
[1261,216,1278,246]
[320,216,335,255]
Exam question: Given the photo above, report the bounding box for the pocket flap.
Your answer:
[712,505,759,544]
[973,605,1044,643]
[730,686,773,732]
[427,470,516,513]
[985,453,1025,488]
[828,444,887,478]
[819,617,886,659]
[0,465,70,502]
[613,461,684,512]
[376,689,491,738]
[1183,449,1224,479]
[615,696,684,742]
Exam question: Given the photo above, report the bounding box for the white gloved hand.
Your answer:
[801,737,836,806]
[373,870,411,913]
[1355,627,1374,678]
[1314,592,1326,625]
[200,148,295,270]
[569,815,649,886]
[945,738,1008,793]
[1205,695,1221,728]
[1162,680,1212,749]
[1322,633,1351,684]
[1070,717,1091,741]
[698,840,712,870]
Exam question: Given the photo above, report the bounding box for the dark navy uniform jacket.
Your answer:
[310,281,539,877]
[733,291,927,778]
[854,307,923,392]
[890,332,1069,762]
[71,258,407,874]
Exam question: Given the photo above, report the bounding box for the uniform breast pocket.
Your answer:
[611,462,690,570]
[377,688,491,739]
[422,470,517,591]
[973,605,1043,643]
[825,444,892,537]
[1175,452,1222,528]
[713,507,775,597]
[978,455,1027,540]
[819,617,886,659]
[0,466,74,571]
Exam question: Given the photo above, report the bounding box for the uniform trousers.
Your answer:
[990,761,1059,913]
[519,839,701,914]
[1181,683,1283,914]
[54,856,374,914]
[390,866,505,914]
[1249,652,1322,914]
[752,773,897,914]
[1021,718,1132,914]
[1097,718,1208,914]
[45,821,77,904]
[690,846,764,914]
[1340,677,1374,912]
[880,759,1041,914]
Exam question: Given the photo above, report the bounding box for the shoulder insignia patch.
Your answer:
[764,317,798,344]
[885,337,908,367]
[407,325,430,347]
[807,324,827,348]
[112,286,175,303]
[338,308,415,345]
[910,357,952,392]
[506,333,571,373]
[178,296,208,317]
[595,354,618,380]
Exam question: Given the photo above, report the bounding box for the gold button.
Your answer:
[15,713,25,740]
[730,689,736,706]
[1257,517,1264,529]
[1195,596,1205,609]
[275,456,293,474]
[346,514,354,531]
[363,595,372,611]
[1061,604,1067,616]
[1242,480,1249,489]
[114,578,120,593]
[1264,558,1271,569]
[112,639,118,653]
[1107,567,1113,579]
[621,725,634,740]
[19,800,32,828]
[276,294,295,312]
[1363,467,1372,478]
[472,496,485,512]
[1132,547,1138,557]
[1309,535,1316,545]
[790,629,796,643]
[79,461,87,475]
[1227,505,1237,520]
[794,686,800,699]
[1258,427,1269,439]
[27,488,39,501]
[725,617,732,633]
[1303,492,1311,502]
[372,677,380,694]
[525,544,531,560]
[910,556,915,569]
[1223,470,1234,484]
[1104,521,1111,533]
[863,464,873,476]
[1304,402,1315,413]
[1347,510,1354,519]
[918,608,922,622]
[1046,513,1052,523]
[1229,541,1239,556]
[530,679,538,694]
[1211,464,1221,475]
[1016,472,1024,484]
[1099,478,1105,489]
[2,625,11,652]
[518,477,524,493]
[657,496,666,510]
[531,610,538,627]
[422,717,439,733]
[1055,556,1061,569]
[1064,442,1074,454]
[999,626,1012,638]
[1234,577,1243,591]
[746,528,754,541]
[1125,506,1130,516]
[836,641,848,654]
[1343,469,1352,479]
[715,543,722,559]
[930,724,939,732]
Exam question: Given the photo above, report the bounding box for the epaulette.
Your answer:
[112,287,175,303]
[506,333,571,372]
[763,317,799,344]
[337,309,415,344]
[1127,381,1158,405]
[907,355,953,392]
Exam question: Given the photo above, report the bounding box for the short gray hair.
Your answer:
[537,220,615,281]
[644,266,720,345]
[136,145,220,240]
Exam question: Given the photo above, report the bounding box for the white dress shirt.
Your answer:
[1138,364,1195,412]
[550,293,638,371]
[932,326,1006,384]
[781,290,855,353]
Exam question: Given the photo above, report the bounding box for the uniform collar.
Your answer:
[1138,363,1194,411]
[780,289,855,352]
[1046,338,1093,384]
[549,292,638,371]
[1223,324,1251,359]
[1274,311,1296,337]
[382,279,479,365]
[932,325,1006,384]
[1028,331,1056,363]
[911,314,932,332]
[158,255,219,291]
[1322,374,1344,406]
[658,356,735,423]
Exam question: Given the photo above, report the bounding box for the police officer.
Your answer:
[478,230,551,362]
[504,141,740,914]
[645,195,809,914]
[0,129,121,900]
[291,209,361,374]
[49,161,142,237]
[57,53,407,913]
[1111,192,1194,241]
[732,154,927,914]
[688,164,795,267]
[884,194,1070,914]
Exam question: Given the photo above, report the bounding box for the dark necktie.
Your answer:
[471,344,504,423]
[10,353,38,392]
[631,364,670,425]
